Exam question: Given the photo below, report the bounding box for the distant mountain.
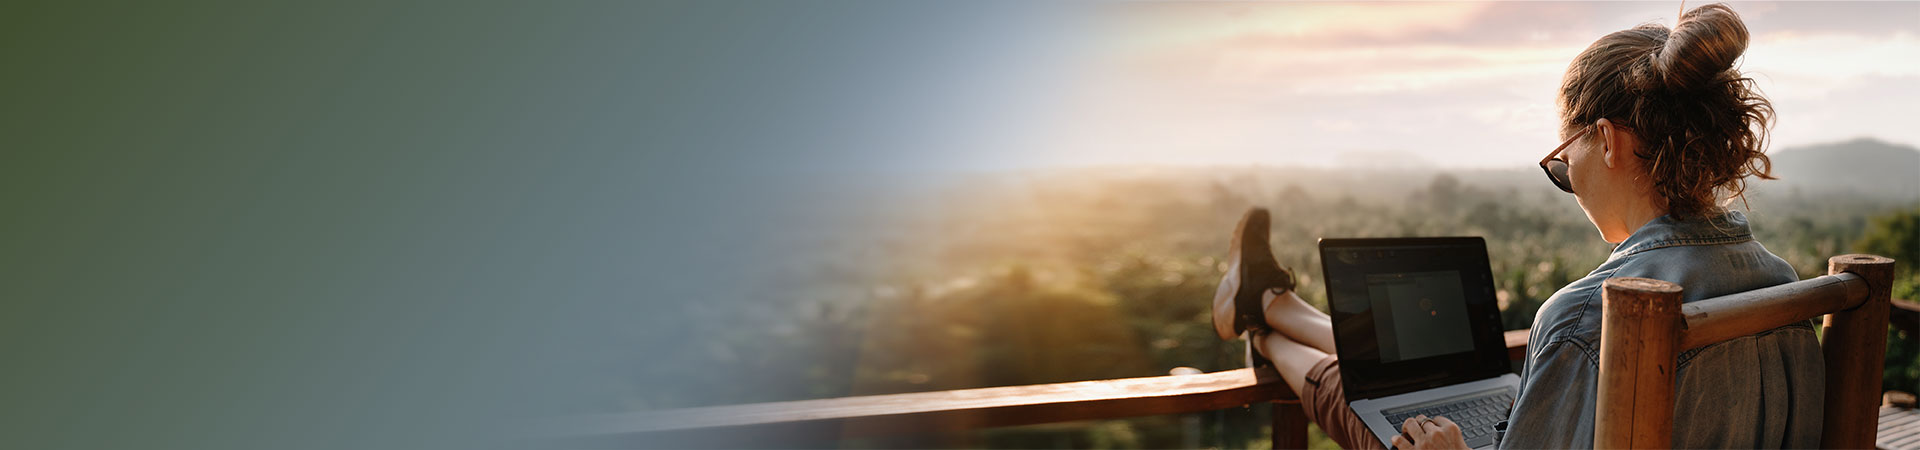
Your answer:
[1754,138,1920,202]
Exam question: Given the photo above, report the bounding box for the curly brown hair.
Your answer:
[1559,3,1775,219]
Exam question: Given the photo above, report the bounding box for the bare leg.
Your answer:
[1252,329,1329,399]
[1252,302,1391,450]
[1261,289,1336,354]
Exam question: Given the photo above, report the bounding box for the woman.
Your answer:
[1211,4,1821,449]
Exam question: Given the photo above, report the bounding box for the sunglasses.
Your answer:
[1538,127,1590,194]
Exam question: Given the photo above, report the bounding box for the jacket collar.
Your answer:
[1608,210,1754,261]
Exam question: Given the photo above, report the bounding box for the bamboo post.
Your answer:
[1821,254,1895,449]
[1677,273,1869,349]
[1595,277,1683,449]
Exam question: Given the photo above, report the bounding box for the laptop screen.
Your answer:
[1363,270,1476,363]
[1319,237,1511,400]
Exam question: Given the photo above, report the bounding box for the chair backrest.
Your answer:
[1595,254,1895,449]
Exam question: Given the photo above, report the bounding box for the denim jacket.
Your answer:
[1499,211,1825,448]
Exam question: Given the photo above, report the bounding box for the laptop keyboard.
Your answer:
[1382,389,1515,448]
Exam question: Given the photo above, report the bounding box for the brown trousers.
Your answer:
[1299,355,1390,450]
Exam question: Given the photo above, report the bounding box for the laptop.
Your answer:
[1318,237,1519,449]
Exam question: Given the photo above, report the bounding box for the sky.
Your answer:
[991,1,1920,170]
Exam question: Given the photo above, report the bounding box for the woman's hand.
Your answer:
[1391,415,1470,450]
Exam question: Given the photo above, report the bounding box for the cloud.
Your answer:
[1017,1,1920,169]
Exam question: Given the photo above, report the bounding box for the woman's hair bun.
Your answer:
[1561,2,1774,220]
[1654,3,1749,92]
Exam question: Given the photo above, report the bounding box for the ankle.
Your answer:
[1249,329,1270,357]
[1263,289,1305,320]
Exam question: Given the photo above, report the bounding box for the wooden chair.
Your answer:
[1596,254,1896,449]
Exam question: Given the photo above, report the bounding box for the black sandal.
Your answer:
[1215,208,1298,339]
[1214,208,1296,382]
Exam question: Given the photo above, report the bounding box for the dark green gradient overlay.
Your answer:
[1,1,1080,448]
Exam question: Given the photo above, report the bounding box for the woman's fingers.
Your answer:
[1395,414,1475,449]
[1401,415,1426,439]
[1423,416,1467,449]
[1432,416,1462,438]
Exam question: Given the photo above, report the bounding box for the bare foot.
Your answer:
[1262,289,1337,354]
[1211,260,1281,341]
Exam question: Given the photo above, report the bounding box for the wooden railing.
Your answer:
[540,255,1911,449]
[532,329,1534,448]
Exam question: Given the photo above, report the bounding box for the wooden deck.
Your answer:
[1881,404,1920,450]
